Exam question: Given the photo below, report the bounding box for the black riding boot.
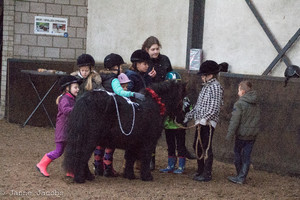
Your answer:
[228,163,250,184]
[193,157,213,182]
[193,159,204,177]
[192,125,214,182]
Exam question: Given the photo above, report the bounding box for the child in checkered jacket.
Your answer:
[184,60,224,182]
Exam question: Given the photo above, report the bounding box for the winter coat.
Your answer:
[55,93,75,143]
[185,78,223,128]
[99,71,134,97]
[226,90,261,141]
[125,70,151,92]
[164,97,191,129]
[71,70,103,97]
[100,72,117,93]
[147,54,173,83]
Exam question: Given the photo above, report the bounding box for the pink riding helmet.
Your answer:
[118,73,131,84]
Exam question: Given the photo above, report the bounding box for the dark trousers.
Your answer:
[234,138,255,173]
[193,125,214,176]
[165,129,186,157]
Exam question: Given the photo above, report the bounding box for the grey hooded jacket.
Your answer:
[226,90,261,140]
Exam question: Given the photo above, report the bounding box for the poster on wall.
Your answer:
[189,49,202,71]
[34,16,68,37]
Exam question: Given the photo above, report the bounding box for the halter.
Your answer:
[94,89,138,136]
[145,88,166,116]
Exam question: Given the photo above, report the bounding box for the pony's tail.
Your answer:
[62,95,91,175]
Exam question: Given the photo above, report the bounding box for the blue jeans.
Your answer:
[234,138,255,173]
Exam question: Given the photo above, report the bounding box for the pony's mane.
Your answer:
[148,80,176,95]
[145,80,186,119]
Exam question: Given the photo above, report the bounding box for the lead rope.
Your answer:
[195,124,204,160]
[194,124,213,161]
[174,119,212,161]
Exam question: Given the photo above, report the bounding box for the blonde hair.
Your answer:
[56,93,65,105]
[85,71,102,91]
[85,74,94,91]
[239,80,252,93]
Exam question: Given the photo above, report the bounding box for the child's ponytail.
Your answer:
[56,93,64,105]
[85,73,94,91]
[85,71,102,91]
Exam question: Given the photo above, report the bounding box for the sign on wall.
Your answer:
[189,49,202,70]
[34,16,68,37]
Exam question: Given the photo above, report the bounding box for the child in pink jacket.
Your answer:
[36,75,81,177]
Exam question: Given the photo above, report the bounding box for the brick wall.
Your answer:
[1,0,88,118]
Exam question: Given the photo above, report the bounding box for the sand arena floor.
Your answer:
[0,119,299,200]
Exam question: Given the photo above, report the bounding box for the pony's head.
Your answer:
[146,80,187,119]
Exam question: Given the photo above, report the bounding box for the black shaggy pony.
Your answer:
[63,80,186,183]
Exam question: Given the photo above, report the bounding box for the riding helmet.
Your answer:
[197,60,220,76]
[77,54,95,67]
[284,65,300,78]
[104,53,125,69]
[165,71,182,81]
[118,73,131,84]
[59,75,82,92]
[130,49,150,63]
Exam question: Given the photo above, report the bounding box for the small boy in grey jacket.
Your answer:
[226,80,260,184]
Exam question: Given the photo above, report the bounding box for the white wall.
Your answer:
[87,0,189,68]
[203,0,300,76]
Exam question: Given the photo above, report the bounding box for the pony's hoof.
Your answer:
[86,174,95,181]
[141,174,153,181]
[74,177,86,184]
[123,173,136,180]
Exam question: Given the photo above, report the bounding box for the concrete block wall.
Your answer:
[1,0,15,118]
[215,73,300,176]
[1,0,88,117]
[13,0,87,60]
[181,71,300,176]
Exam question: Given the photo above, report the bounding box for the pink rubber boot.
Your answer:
[36,154,52,177]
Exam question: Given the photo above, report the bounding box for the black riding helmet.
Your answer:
[219,62,229,72]
[59,75,82,92]
[104,53,125,75]
[197,60,220,76]
[77,54,95,68]
[130,49,150,63]
[284,65,300,78]
[284,65,300,87]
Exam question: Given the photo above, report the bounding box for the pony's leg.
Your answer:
[74,143,97,183]
[123,148,136,180]
[140,144,155,181]
[74,160,87,183]
[85,163,95,181]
